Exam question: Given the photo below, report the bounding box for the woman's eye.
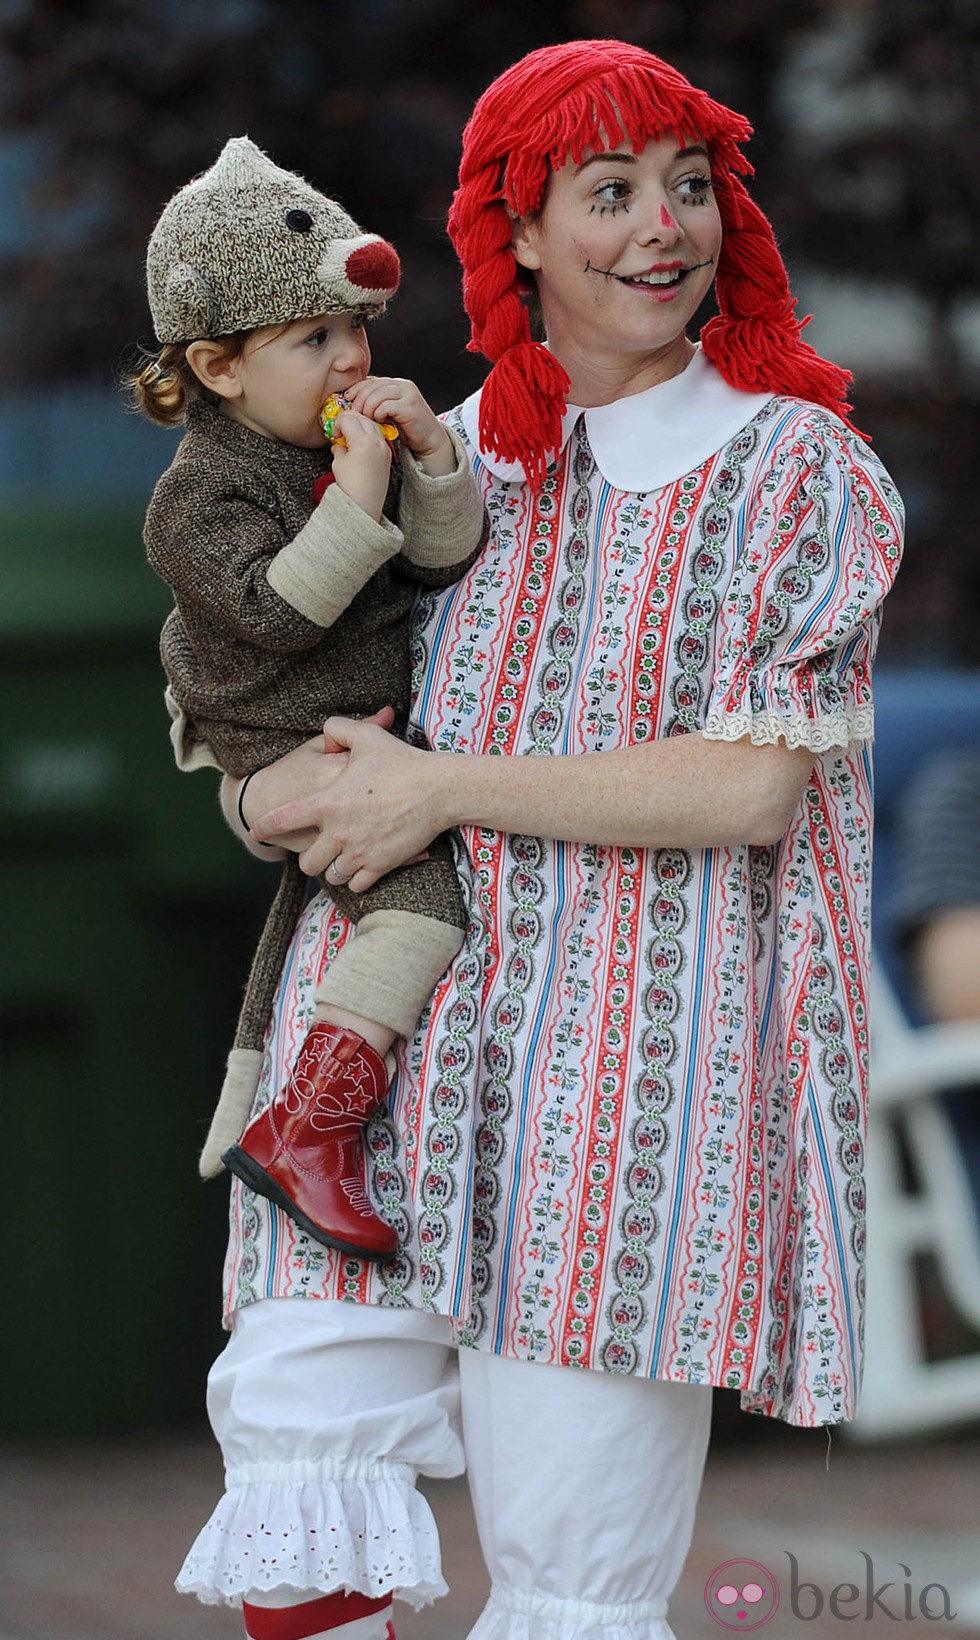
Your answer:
[590,178,632,214]
[676,172,714,205]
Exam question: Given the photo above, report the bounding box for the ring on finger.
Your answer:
[327,857,349,884]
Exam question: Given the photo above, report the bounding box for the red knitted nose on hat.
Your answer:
[448,38,854,485]
[345,238,401,292]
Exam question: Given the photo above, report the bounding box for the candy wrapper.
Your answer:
[319,392,399,446]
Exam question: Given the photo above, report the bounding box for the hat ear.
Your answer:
[162,262,221,341]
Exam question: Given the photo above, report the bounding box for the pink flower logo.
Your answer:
[704,1559,780,1630]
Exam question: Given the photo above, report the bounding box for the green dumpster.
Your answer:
[0,499,274,1434]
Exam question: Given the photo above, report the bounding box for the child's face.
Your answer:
[224,312,373,447]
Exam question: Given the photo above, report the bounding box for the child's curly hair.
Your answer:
[124,334,250,426]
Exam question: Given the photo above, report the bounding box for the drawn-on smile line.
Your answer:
[585,258,713,283]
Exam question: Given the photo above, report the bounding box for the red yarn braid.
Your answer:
[448,39,854,484]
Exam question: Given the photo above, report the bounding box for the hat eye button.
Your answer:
[285,208,314,232]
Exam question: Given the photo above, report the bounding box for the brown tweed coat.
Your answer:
[145,397,486,1064]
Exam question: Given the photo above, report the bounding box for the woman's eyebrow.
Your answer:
[573,151,636,174]
[573,142,710,176]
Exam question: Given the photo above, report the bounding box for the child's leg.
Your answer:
[312,909,466,1051]
[243,1587,394,1639]
[222,910,463,1261]
[176,1297,463,1634]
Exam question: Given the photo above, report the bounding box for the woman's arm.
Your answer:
[220,774,288,859]
[251,716,814,890]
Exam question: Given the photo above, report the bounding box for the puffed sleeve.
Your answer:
[703,409,904,752]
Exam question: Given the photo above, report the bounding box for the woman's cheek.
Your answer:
[574,234,608,272]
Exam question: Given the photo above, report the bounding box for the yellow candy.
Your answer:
[319,393,398,445]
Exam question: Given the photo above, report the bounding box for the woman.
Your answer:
[177,39,903,1640]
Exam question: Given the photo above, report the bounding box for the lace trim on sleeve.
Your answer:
[702,705,875,752]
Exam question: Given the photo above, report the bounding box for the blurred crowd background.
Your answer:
[1,0,978,1452]
[4,0,978,656]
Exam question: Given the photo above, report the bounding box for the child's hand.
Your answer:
[328,410,393,521]
[346,376,456,477]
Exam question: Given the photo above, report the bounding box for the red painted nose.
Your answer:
[345,238,400,293]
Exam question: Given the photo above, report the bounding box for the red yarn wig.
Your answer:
[448,38,854,485]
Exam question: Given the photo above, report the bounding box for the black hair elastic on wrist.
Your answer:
[237,769,277,848]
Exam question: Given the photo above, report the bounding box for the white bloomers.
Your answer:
[176,1297,712,1639]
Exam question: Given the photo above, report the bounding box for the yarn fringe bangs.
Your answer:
[498,47,753,217]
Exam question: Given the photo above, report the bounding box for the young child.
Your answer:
[133,137,485,1262]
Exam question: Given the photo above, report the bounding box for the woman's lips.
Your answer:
[624,261,685,282]
[617,260,711,299]
[586,257,712,299]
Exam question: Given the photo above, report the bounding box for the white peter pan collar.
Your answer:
[459,345,774,492]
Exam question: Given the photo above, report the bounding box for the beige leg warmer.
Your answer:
[199,855,309,1181]
[315,910,465,1038]
[198,883,463,1180]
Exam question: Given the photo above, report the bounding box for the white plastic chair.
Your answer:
[848,960,980,1439]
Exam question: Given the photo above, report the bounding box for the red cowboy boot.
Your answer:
[222,1021,399,1260]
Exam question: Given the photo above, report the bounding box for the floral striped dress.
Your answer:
[222,348,903,1427]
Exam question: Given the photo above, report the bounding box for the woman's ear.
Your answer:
[509,211,542,273]
[185,340,245,400]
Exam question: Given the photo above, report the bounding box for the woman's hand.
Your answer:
[227,735,346,857]
[226,707,398,861]
[242,717,813,886]
[251,715,448,889]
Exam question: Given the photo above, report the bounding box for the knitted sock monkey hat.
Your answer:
[147,136,400,344]
[448,38,854,484]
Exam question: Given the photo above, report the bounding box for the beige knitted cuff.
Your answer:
[267,482,403,628]
[397,424,486,569]
[315,909,465,1037]
[198,1046,264,1178]
[165,684,222,771]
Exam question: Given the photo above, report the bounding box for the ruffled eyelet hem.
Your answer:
[175,1467,446,1610]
